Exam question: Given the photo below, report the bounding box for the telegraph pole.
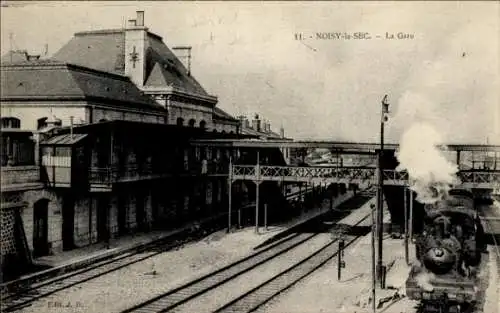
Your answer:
[377,95,389,284]
[227,156,232,233]
[371,203,377,313]
[404,187,409,264]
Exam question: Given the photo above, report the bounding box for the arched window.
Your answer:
[212,129,217,133]
[99,118,108,123]
[1,117,21,129]
[229,131,234,134]
[199,120,206,130]
[176,117,184,126]
[188,119,196,127]
[37,117,48,130]
[221,130,226,134]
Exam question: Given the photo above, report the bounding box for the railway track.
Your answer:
[122,189,375,313]
[0,186,331,312]
[482,217,500,313]
[215,210,372,313]
[1,228,208,312]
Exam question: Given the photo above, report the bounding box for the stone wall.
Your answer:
[168,100,213,128]
[91,107,165,124]
[74,197,91,246]
[1,103,86,131]
[212,121,238,133]
[1,166,40,187]
[15,189,62,256]
[1,208,18,262]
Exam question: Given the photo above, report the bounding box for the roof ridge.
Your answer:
[75,29,125,36]
[74,29,163,41]
[65,63,129,81]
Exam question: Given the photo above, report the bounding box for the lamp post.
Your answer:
[377,95,390,284]
[371,203,377,313]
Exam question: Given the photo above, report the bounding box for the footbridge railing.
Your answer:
[231,165,500,190]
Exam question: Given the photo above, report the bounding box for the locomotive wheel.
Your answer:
[421,301,446,313]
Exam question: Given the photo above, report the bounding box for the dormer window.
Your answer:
[37,117,48,130]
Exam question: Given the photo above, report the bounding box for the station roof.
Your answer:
[0,62,164,112]
[41,133,88,146]
[45,120,254,141]
[51,29,213,100]
[190,139,500,152]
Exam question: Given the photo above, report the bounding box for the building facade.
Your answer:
[1,11,288,278]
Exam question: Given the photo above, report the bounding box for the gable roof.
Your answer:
[1,62,164,112]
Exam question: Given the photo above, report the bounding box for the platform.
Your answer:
[0,185,322,293]
[258,222,499,313]
[254,190,372,250]
[0,212,228,292]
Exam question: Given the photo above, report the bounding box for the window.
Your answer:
[1,117,21,129]
[176,117,184,126]
[199,120,206,130]
[37,117,48,130]
[188,119,196,127]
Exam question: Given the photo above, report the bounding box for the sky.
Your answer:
[1,1,499,143]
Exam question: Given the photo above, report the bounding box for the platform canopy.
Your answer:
[191,139,500,152]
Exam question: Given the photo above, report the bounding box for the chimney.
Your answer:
[280,126,285,139]
[172,46,192,75]
[252,114,261,132]
[238,115,245,128]
[136,11,145,26]
[244,118,250,129]
[125,11,149,87]
[266,121,271,133]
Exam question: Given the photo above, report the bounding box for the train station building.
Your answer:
[0,11,292,278]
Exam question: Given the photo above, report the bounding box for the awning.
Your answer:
[40,133,88,145]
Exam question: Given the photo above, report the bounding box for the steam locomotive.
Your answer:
[405,188,487,313]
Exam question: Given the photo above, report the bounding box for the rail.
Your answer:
[120,191,375,313]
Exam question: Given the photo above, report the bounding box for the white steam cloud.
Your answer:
[395,92,459,204]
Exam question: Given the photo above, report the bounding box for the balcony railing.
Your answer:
[89,160,230,186]
[1,165,43,191]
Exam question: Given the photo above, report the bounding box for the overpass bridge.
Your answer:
[191,139,500,233]
[191,138,500,189]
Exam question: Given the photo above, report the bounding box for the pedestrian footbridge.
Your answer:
[231,165,500,190]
